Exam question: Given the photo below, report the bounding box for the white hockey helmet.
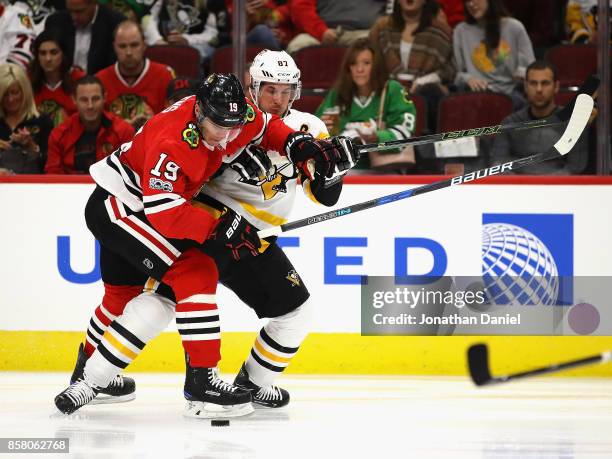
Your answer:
[249,49,302,111]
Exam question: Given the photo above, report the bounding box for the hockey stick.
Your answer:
[356,74,599,153]
[467,343,612,386]
[258,93,594,238]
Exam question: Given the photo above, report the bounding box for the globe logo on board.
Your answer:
[481,223,559,305]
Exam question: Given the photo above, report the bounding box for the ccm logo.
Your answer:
[225,214,242,239]
[451,162,513,185]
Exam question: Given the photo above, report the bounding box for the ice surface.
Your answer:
[1,372,611,458]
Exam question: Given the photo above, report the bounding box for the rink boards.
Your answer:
[1,175,612,375]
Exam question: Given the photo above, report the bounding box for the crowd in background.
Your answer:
[0,0,608,176]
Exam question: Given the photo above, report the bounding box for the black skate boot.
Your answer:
[54,378,101,414]
[183,364,254,419]
[234,364,290,408]
[71,343,136,404]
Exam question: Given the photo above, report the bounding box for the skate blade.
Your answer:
[183,401,254,419]
[91,393,136,405]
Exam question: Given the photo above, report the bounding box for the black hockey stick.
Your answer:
[257,93,594,238]
[467,343,612,386]
[356,74,600,153]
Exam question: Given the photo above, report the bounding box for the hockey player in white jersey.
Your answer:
[58,51,359,417]
[192,50,352,407]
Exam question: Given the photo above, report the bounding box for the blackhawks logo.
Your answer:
[182,122,199,149]
[18,13,33,29]
[245,104,255,123]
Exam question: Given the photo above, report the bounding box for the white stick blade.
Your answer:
[257,227,281,238]
[553,94,594,156]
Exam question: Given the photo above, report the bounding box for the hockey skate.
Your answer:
[71,343,136,404]
[54,378,101,414]
[183,365,254,419]
[234,364,290,408]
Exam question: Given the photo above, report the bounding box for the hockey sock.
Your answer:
[176,294,220,368]
[84,292,174,388]
[245,301,313,387]
[84,284,142,357]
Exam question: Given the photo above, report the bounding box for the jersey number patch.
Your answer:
[150,153,180,181]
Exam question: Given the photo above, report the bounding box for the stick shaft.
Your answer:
[357,119,564,153]
[275,149,559,235]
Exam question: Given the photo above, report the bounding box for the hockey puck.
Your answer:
[211,419,230,427]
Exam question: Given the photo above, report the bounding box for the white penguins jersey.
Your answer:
[201,109,329,229]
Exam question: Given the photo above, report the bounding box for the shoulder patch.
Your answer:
[402,87,412,104]
[19,13,33,29]
[182,122,200,149]
[245,104,256,123]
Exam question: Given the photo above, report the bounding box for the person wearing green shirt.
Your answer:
[316,37,417,171]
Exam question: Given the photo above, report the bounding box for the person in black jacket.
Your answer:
[44,0,125,74]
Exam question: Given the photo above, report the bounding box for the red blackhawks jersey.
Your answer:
[96,59,175,120]
[89,95,295,244]
[35,68,86,127]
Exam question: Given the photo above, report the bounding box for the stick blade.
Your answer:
[467,344,492,386]
[553,93,594,156]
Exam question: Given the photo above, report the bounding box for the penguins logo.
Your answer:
[286,269,301,287]
[238,161,297,201]
[182,122,200,149]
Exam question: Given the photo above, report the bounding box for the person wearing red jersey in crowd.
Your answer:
[30,30,86,128]
[53,73,359,418]
[45,76,134,174]
[96,20,175,130]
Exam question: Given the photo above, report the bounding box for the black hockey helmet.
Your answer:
[196,73,248,128]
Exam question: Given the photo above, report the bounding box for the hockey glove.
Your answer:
[229,144,273,181]
[286,132,360,180]
[208,207,261,261]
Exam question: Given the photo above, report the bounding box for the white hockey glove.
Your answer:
[230,144,272,181]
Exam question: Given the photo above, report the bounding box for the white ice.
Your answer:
[1,372,611,459]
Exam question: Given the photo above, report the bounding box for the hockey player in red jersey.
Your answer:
[54,72,359,417]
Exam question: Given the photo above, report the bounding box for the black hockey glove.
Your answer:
[208,207,261,261]
[229,144,273,181]
[286,132,360,180]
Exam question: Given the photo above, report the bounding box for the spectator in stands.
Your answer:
[45,76,134,174]
[0,1,36,69]
[316,38,417,172]
[453,0,535,109]
[44,0,125,74]
[96,20,175,130]
[287,0,387,54]
[0,63,52,174]
[238,0,293,49]
[437,0,465,28]
[489,61,588,175]
[145,0,227,61]
[566,0,611,44]
[165,77,197,106]
[370,0,455,131]
[30,30,85,128]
